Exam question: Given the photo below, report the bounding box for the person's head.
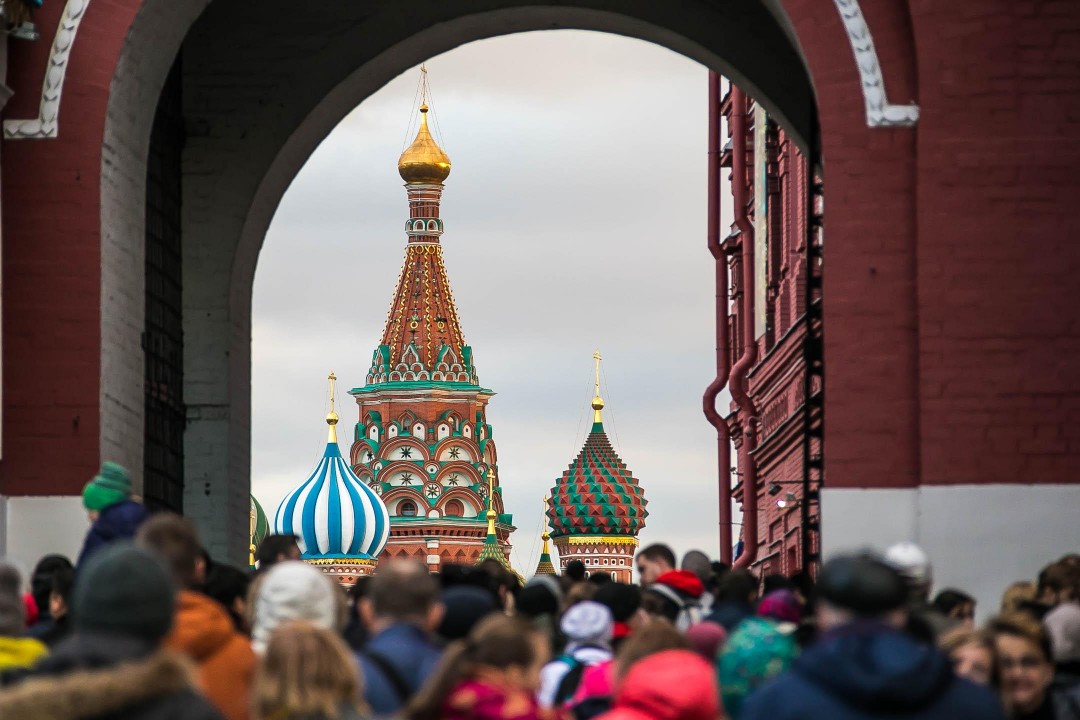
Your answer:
[1044,601,1080,666]
[253,620,365,720]
[939,627,996,686]
[588,571,613,586]
[635,544,676,585]
[815,552,908,631]
[1036,561,1078,607]
[436,585,497,643]
[988,613,1055,715]
[560,600,613,649]
[611,618,690,683]
[48,565,75,621]
[680,550,713,588]
[256,534,302,569]
[477,559,519,610]
[715,569,758,605]
[686,621,728,660]
[82,461,133,520]
[518,575,562,619]
[405,615,548,720]
[30,554,72,619]
[252,561,342,653]
[593,582,644,641]
[203,562,252,633]
[72,541,177,645]
[361,559,442,634]
[135,513,205,589]
[883,541,932,603]
[718,617,799,718]
[0,563,25,636]
[1001,581,1038,615]
[757,589,802,625]
[565,560,587,583]
[932,588,976,629]
[563,579,598,609]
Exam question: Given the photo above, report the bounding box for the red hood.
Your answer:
[655,570,705,599]
[609,649,720,720]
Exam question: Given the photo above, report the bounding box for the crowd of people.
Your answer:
[0,462,1077,719]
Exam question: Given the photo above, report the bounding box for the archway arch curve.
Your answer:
[103,0,821,560]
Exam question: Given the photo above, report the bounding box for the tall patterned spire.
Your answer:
[478,467,512,570]
[534,495,557,576]
[365,68,478,386]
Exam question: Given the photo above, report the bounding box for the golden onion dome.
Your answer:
[398,104,451,184]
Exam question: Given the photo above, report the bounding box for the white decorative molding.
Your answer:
[833,0,919,128]
[3,0,91,140]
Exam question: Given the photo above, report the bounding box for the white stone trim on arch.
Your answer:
[3,0,92,139]
[832,0,919,128]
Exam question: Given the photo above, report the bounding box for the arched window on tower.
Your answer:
[399,500,418,517]
[444,499,465,517]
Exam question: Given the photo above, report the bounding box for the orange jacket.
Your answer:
[165,590,256,720]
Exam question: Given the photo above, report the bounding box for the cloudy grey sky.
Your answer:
[252,30,734,573]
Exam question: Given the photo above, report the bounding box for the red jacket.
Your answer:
[595,650,722,720]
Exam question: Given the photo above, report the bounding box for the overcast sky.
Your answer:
[252,30,735,573]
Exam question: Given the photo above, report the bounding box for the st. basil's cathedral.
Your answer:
[270,70,647,586]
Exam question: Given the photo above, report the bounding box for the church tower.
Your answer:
[349,69,514,571]
[548,353,647,583]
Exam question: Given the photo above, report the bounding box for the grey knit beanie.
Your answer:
[73,541,176,642]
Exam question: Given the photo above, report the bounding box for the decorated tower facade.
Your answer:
[274,373,391,587]
[548,353,647,583]
[348,69,513,571]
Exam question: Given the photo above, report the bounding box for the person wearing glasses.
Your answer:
[988,613,1080,719]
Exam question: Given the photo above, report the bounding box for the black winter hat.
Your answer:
[817,552,907,617]
[437,585,497,641]
[73,541,176,642]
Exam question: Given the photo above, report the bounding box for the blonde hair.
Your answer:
[1000,581,1037,614]
[253,620,365,720]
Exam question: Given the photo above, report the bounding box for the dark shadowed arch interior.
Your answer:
[103,0,817,562]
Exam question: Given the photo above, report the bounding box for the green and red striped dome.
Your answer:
[548,422,648,538]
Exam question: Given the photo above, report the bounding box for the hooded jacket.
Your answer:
[595,649,719,720]
[76,499,150,567]
[740,623,1006,720]
[0,633,221,720]
[165,590,256,720]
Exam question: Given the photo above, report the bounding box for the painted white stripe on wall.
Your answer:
[822,484,1080,622]
[0,496,88,575]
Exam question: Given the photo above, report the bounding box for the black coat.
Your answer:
[0,633,222,720]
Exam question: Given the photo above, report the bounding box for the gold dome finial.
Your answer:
[485,467,497,535]
[541,495,552,548]
[591,350,605,424]
[325,371,339,443]
[398,65,451,185]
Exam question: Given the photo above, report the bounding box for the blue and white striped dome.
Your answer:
[274,415,390,560]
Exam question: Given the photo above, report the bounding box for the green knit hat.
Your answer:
[82,461,132,511]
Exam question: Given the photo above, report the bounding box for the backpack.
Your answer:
[553,645,607,706]
[648,583,703,631]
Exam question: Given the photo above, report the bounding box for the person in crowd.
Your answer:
[357,559,444,716]
[0,563,47,674]
[251,560,341,654]
[203,562,252,634]
[989,612,1080,719]
[681,550,717,615]
[437,585,498,645]
[939,627,996,686]
[642,569,706,630]
[564,560,587,588]
[404,614,559,720]
[252,620,369,720]
[718,615,799,719]
[1023,562,1078,621]
[1003,581,1039,616]
[34,564,74,647]
[588,572,613,587]
[1044,597,1080,685]
[342,576,372,651]
[569,613,690,720]
[634,544,676,585]
[0,542,222,719]
[254,534,302,574]
[563,582,598,610]
[685,621,727,660]
[884,541,952,642]
[592,582,645,652]
[762,573,795,596]
[740,552,1005,720]
[933,588,977,630]
[138,513,256,720]
[76,461,150,567]
[538,600,613,707]
[706,569,757,631]
[25,554,72,639]
[518,575,563,654]
[757,589,803,628]
[477,559,520,612]
[594,649,720,720]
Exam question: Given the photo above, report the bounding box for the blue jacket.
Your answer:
[76,500,150,568]
[357,623,442,717]
[740,622,1006,720]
